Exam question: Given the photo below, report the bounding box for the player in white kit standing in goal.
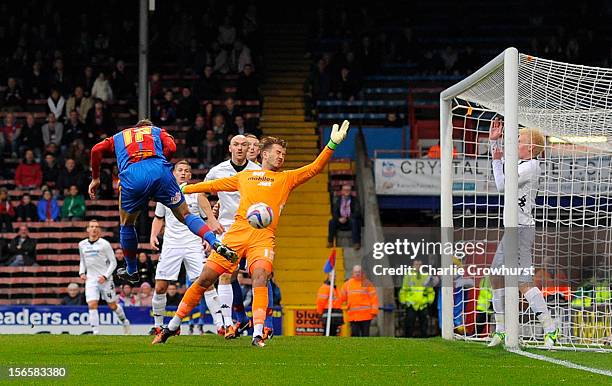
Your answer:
[487,118,558,348]
[200,134,261,338]
[149,160,224,334]
[79,219,130,334]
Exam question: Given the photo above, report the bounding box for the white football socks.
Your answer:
[217,284,233,327]
[114,304,127,323]
[492,288,506,333]
[152,292,167,327]
[204,287,223,328]
[524,286,555,332]
[253,323,264,338]
[89,309,100,334]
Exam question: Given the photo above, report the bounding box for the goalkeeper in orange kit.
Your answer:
[153,120,350,347]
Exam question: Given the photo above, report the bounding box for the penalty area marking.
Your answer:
[509,349,612,377]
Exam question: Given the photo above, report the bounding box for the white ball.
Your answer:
[246,203,274,229]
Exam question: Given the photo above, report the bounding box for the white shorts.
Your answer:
[85,278,118,303]
[155,246,205,281]
[491,227,535,283]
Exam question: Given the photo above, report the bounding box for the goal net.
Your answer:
[440,48,612,351]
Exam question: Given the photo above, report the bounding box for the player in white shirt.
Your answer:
[199,134,261,338]
[78,219,130,334]
[487,118,557,348]
[149,161,224,335]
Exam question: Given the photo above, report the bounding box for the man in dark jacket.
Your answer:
[61,283,86,305]
[8,225,37,266]
[328,184,362,250]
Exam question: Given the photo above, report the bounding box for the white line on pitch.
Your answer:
[509,349,612,377]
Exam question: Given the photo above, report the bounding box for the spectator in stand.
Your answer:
[339,265,379,337]
[200,129,224,168]
[212,114,228,146]
[149,72,163,101]
[66,139,89,169]
[220,97,241,128]
[113,248,126,285]
[24,61,49,99]
[15,193,37,222]
[42,153,60,189]
[66,86,93,123]
[202,102,214,129]
[186,114,207,157]
[211,42,230,74]
[228,40,252,73]
[232,115,260,138]
[41,113,64,147]
[61,283,86,305]
[304,58,332,120]
[46,88,66,121]
[194,65,221,101]
[61,185,86,221]
[426,141,457,159]
[111,60,133,99]
[49,58,72,95]
[78,65,96,96]
[328,184,362,250]
[0,112,22,156]
[111,165,120,197]
[63,110,85,149]
[138,282,153,306]
[91,72,113,102]
[16,113,43,159]
[119,283,139,307]
[166,283,182,306]
[357,35,381,75]
[0,188,15,232]
[2,77,24,111]
[85,99,116,144]
[7,225,37,266]
[57,158,85,197]
[218,16,237,49]
[332,67,359,101]
[236,64,260,100]
[15,149,42,189]
[37,189,60,222]
[137,252,155,285]
[152,90,177,125]
[176,87,199,124]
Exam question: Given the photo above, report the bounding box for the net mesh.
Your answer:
[448,53,612,351]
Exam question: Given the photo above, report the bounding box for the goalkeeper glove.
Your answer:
[179,182,187,193]
[327,120,350,150]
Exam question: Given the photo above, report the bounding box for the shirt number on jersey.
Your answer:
[123,127,152,145]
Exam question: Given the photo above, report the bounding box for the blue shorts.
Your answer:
[119,160,184,214]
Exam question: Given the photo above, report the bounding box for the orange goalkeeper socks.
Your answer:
[252,286,268,326]
[176,283,206,319]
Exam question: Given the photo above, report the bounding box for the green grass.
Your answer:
[0,336,610,385]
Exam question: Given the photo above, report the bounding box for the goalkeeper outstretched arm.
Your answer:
[287,120,350,188]
[183,174,240,194]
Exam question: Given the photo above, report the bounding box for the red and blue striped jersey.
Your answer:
[113,126,167,172]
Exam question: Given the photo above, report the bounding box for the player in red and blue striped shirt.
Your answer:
[89,119,237,283]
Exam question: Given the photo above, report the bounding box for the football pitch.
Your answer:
[0,336,610,384]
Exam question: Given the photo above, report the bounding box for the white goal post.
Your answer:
[440,47,612,352]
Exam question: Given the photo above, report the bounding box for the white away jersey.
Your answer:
[155,192,203,248]
[78,237,117,279]
[492,158,541,226]
[205,160,261,229]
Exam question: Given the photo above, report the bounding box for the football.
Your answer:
[246,202,274,229]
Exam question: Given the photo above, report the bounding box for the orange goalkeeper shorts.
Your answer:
[206,221,275,275]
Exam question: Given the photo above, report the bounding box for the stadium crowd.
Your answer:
[0,1,268,310]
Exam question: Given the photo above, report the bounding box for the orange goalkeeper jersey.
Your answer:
[184,146,333,237]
